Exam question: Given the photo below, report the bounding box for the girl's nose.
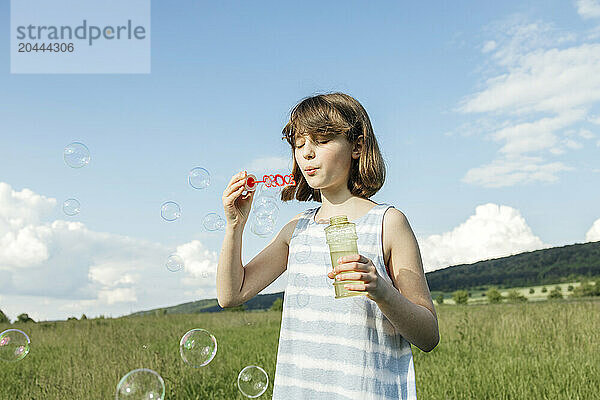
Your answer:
[302,144,315,159]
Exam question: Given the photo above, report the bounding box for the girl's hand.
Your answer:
[327,254,387,302]
[222,171,255,230]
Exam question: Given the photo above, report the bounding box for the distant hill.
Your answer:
[129,292,284,317]
[130,241,600,316]
[425,241,600,292]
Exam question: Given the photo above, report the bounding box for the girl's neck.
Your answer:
[314,193,376,223]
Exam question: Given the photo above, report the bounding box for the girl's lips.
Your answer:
[306,168,317,176]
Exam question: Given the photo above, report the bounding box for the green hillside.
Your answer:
[130,292,284,317]
[425,240,600,292]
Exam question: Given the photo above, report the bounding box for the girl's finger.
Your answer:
[224,187,245,207]
[344,283,366,291]
[223,179,247,198]
[336,272,365,282]
[226,171,247,187]
[229,185,245,200]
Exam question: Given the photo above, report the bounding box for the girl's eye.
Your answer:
[318,140,329,144]
[295,143,304,148]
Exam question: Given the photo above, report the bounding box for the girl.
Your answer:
[217,92,439,399]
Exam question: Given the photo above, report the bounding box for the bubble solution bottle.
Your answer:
[325,215,367,299]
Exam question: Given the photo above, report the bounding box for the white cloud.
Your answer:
[491,109,585,155]
[98,288,137,305]
[482,40,497,53]
[0,224,52,268]
[459,46,600,115]
[462,155,573,188]
[455,11,600,187]
[578,128,596,139]
[88,262,139,287]
[0,182,56,234]
[586,217,600,242]
[176,240,218,290]
[419,203,548,272]
[0,182,219,321]
[576,0,600,19]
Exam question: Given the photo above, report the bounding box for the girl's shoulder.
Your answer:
[281,207,318,246]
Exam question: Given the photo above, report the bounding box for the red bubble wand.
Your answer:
[244,173,296,192]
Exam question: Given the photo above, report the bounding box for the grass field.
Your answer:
[1,298,599,399]
[432,280,598,304]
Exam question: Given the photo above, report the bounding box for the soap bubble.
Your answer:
[63,198,81,216]
[189,167,210,190]
[294,273,308,287]
[237,365,269,398]
[0,329,30,362]
[161,201,181,221]
[64,142,90,168]
[115,368,165,400]
[203,213,226,231]
[296,290,310,308]
[180,329,217,368]
[294,275,310,308]
[250,216,275,237]
[166,254,184,272]
[254,197,279,220]
[249,196,279,237]
[294,235,311,263]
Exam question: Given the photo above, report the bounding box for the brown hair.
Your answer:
[281,92,386,202]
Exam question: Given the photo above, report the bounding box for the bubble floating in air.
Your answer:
[294,273,308,287]
[63,198,81,216]
[250,196,279,237]
[63,142,90,168]
[296,290,310,308]
[294,235,311,263]
[161,201,181,221]
[203,213,226,231]
[0,329,30,362]
[166,254,184,272]
[237,365,269,398]
[254,197,279,221]
[115,368,165,400]
[180,328,217,368]
[188,167,211,190]
[293,274,310,308]
[250,217,275,238]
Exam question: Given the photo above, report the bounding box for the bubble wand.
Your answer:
[244,173,296,192]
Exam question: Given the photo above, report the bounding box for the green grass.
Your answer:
[1,299,599,399]
[433,280,598,304]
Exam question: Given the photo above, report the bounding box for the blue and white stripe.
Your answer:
[272,203,418,400]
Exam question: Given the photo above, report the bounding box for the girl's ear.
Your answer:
[351,135,364,159]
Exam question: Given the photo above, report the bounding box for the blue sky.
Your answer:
[1,0,600,321]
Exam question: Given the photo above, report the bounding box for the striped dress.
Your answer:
[272,203,417,400]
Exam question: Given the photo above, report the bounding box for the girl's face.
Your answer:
[294,133,358,192]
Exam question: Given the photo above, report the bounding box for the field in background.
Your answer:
[432,280,597,304]
[1,298,599,399]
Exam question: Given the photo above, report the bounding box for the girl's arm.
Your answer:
[216,169,300,307]
[216,225,246,308]
[379,208,439,352]
[217,218,296,308]
[217,171,252,307]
